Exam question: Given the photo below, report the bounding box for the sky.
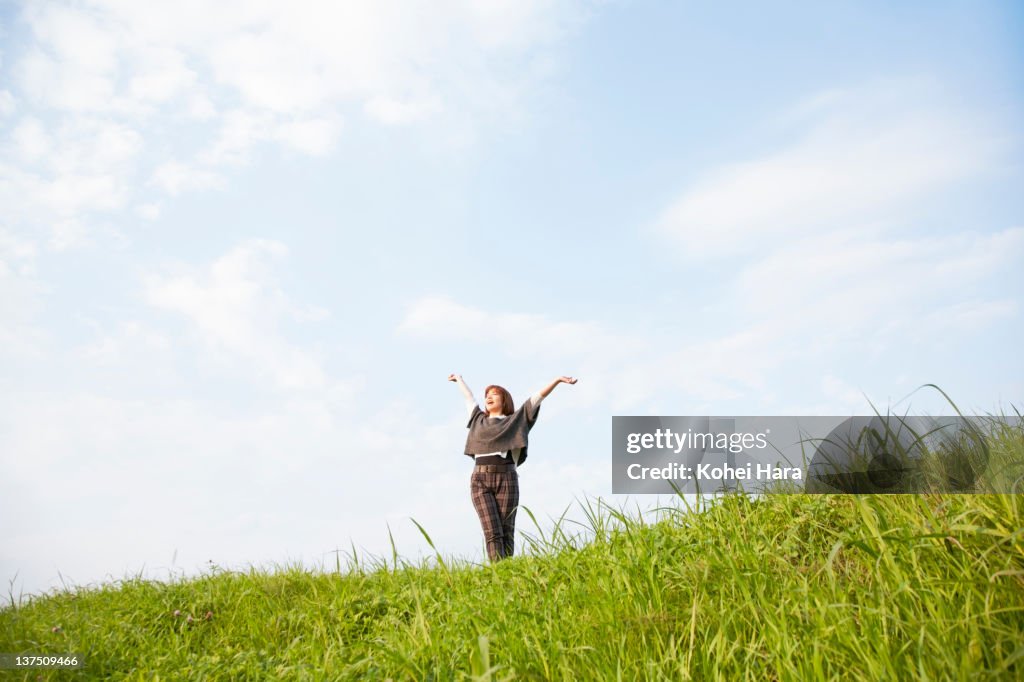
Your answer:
[1,1,1022,599]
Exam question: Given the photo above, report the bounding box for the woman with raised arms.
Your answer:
[448,374,578,562]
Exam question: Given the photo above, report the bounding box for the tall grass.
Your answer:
[2,426,1023,679]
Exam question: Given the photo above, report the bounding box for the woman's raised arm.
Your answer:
[448,374,475,402]
[537,376,578,400]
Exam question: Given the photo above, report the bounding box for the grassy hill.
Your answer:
[3,488,1022,680]
[4,414,1024,680]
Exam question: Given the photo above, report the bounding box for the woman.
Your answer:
[448,374,578,561]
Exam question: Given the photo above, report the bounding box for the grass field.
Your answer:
[3,423,1023,680]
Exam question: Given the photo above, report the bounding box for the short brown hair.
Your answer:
[483,385,515,416]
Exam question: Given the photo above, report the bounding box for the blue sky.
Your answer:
[2,1,1022,598]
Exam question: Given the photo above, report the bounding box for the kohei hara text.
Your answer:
[626,428,770,454]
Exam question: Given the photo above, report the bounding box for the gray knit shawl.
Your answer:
[464,397,541,465]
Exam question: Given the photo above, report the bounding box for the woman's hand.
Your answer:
[559,376,578,385]
[448,374,460,382]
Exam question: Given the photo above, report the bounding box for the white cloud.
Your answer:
[731,227,1024,341]
[197,109,271,167]
[48,217,92,250]
[150,161,224,196]
[145,239,333,391]
[47,119,143,175]
[127,46,197,104]
[364,94,444,126]
[399,295,641,358]
[136,202,161,221]
[396,220,1022,414]
[821,374,867,411]
[15,5,121,113]
[274,117,343,156]
[0,228,48,358]
[0,115,147,250]
[2,0,592,247]
[11,118,51,161]
[0,90,15,116]
[646,82,1022,412]
[919,299,1017,332]
[685,225,1024,409]
[1,117,142,231]
[0,229,37,275]
[397,295,776,411]
[655,81,1004,260]
[76,320,171,366]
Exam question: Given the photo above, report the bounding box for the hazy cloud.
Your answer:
[145,239,332,391]
[655,81,1005,259]
[3,0,591,246]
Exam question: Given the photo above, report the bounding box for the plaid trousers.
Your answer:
[470,465,519,561]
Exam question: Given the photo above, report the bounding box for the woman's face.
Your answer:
[484,388,504,415]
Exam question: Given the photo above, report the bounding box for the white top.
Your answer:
[466,391,545,466]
